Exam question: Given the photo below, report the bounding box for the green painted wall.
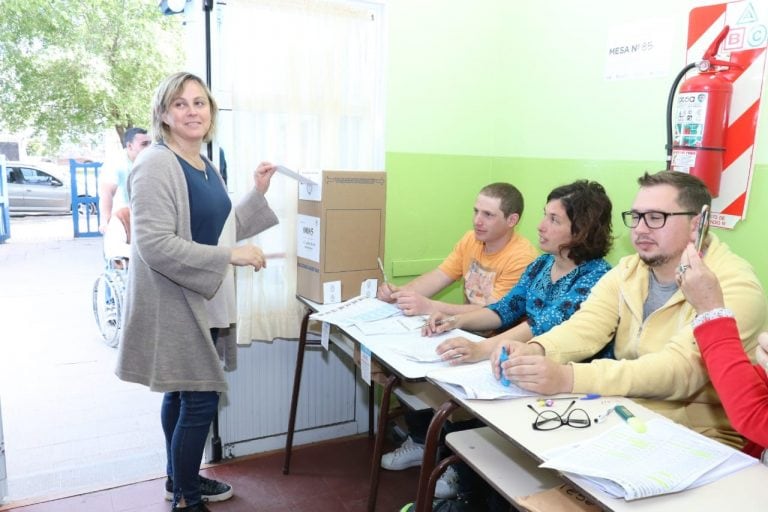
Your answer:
[384,1,768,302]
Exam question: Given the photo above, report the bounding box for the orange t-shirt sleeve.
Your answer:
[438,233,471,281]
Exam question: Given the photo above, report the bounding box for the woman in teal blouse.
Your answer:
[425,179,614,363]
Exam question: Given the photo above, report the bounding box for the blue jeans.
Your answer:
[162,390,219,506]
[161,329,220,507]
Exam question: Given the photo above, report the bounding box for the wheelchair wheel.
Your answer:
[92,270,125,348]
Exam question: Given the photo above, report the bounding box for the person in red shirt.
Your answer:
[678,242,768,462]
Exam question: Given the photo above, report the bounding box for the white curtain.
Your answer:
[218,0,386,343]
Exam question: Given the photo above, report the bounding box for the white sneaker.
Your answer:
[381,436,424,470]
[434,466,459,499]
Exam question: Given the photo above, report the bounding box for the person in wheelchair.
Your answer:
[93,206,130,347]
[103,206,131,269]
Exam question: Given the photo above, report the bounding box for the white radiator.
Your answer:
[218,338,369,459]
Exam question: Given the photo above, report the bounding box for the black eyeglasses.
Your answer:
[527,400,591,431]
[621,210,697,229]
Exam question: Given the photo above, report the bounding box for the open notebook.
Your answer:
[540,418,758,500]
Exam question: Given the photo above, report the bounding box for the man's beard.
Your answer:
[639,254,670,267]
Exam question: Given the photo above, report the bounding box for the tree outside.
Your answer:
[0,0,183,154]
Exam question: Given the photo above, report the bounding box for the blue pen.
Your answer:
[499,347,510,387]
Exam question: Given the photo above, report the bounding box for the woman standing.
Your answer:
[116,72,279,512]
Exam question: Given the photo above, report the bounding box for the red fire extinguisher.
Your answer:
[668,25,740,198]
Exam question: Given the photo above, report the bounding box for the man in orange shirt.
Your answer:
[378,182,538,316]
[376,183,538,497]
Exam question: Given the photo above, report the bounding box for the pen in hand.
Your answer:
[434,316,456,328]
[499,347,510,386]
[377,257,388,284]
[421,315,456,336]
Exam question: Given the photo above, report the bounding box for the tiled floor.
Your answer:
[0,215,166,502]
[0,435,420,511]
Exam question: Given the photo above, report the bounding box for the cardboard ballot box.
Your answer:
[296,170,386,303]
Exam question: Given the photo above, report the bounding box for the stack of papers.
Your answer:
[427,362,536,400]
[540,418,758,500]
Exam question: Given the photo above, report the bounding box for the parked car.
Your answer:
[4,162,96,215]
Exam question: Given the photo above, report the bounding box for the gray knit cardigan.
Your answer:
[115,144,278,392]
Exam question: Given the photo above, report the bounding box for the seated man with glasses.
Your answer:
[497,170,768,449]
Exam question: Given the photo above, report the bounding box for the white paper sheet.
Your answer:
[275,165,318,185]
[385,331,464,363]
[353,315,427,336]
[310,296,401,326]
[427,362,536,400]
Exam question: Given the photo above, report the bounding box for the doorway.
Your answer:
[0,215,164,505]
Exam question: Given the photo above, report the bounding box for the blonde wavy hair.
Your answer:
[151,72,218,144]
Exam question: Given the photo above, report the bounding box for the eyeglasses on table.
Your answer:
[527,400,591,431]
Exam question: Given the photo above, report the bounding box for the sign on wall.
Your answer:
[604,18,675,81]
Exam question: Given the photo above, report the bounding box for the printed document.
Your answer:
[310,296,401,327]
[540,418,757,500]
[427,362,536,400]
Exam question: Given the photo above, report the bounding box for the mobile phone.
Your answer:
[695,205,710,253]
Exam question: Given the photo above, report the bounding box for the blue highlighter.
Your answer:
[499,347,510,387]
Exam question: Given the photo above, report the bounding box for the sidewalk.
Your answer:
[0,215,164,505]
